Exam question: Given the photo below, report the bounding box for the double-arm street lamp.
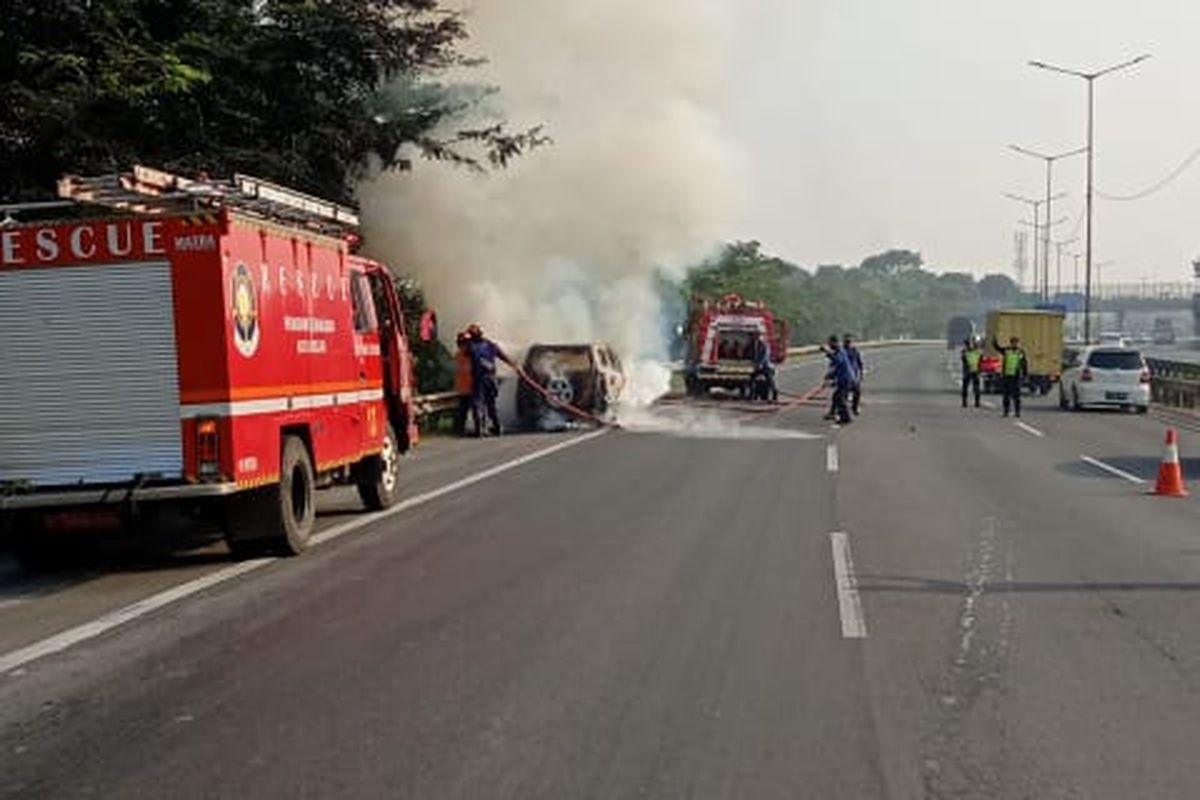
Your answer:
[1008,144,1087,300]
[1004,191,1067,297]
[1054,237,1078,298]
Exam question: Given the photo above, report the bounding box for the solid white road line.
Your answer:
[830,532,868,639]
[312,429,609,545]
[1014,421,1045,438]
[826,442,839,473]
[0,430,610,676]
[981,400,997,410]
[0,560,269,676]
[1080,455,1146,485]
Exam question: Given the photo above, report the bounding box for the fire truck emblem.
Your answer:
[231,263,260,357]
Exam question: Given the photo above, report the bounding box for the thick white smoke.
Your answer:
[357,0,747,407]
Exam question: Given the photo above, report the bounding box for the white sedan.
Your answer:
[1059,346,1150,413]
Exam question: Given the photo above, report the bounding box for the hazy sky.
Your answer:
[727,0,1200,285]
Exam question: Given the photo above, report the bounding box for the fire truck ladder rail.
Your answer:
[55,165,360,237]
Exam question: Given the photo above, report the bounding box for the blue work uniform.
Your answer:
[470,338,504,435]
[844,344,863,414]
[826,348,854,423]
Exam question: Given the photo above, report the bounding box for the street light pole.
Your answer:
[1094,260,1115,309]
[1029,54,1150,342]
[1005,191,1066,296]
[1008,144,1087,301]
[1054,237,1077,299]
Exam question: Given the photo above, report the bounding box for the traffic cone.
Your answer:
[1153,428,1188,497]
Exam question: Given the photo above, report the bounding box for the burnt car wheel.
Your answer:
[545,375,575,406]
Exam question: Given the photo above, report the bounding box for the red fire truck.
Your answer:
[683,294,790,397]
[0,166,419,558]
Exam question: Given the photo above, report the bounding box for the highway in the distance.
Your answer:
[3,344,1200,799]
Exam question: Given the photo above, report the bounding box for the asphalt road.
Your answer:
[3,345,1200,798]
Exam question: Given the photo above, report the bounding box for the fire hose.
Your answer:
[508,361,622,429]
[501,360,826,429]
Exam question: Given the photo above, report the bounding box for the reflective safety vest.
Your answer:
[964,349,982,373]
[1002,349,1023,377]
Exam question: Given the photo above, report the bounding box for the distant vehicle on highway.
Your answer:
[946,316,974,349]
[981,309,1064,395]
[1153,317,1176,345]
[517,343,625,430]
[1098,332,1128,348]
[1059,346,1149,413]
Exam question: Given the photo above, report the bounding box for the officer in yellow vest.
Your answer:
[960,337,983,408]
[992,335,1028,418]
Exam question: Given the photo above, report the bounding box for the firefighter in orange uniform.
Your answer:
[454,331,475,436]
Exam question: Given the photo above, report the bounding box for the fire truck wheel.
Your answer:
[356,423,401,511]
[225,435,316,557]
[276,435,317,554]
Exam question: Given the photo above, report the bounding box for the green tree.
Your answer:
[978,273,1021,305]
[860,248,923,276]
[681,242,1002,345]
[1,0,545,202]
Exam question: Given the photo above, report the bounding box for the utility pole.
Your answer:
[1008,145,1087,300]
[1029,54,1150,342]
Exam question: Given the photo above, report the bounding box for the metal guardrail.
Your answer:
[413,391,459,417]
[1146,358,1200,412]
[412,392,460,431]
[787,338,941,357]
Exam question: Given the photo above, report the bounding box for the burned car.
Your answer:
[516,343,626,430]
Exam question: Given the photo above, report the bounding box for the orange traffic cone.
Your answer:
[1154,428,1188,497]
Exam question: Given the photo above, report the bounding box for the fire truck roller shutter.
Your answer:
[0,262,184,487]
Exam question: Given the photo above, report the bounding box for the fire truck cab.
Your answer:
[0,166,419,559]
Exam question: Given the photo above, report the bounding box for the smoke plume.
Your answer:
[357,0,746,401]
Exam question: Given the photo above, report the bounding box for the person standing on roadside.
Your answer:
[843,334,864,415]
[992,335,1028,418]
[467,323,511,437]
[960,337,983,409]
[749,330,777,402]
[823,335,854,424]
[453,331,475,436]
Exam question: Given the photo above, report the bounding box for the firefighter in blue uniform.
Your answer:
[749,330,777,402]
[843,334,864,415]
[466,324,511,437]
[823,335,854,424]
